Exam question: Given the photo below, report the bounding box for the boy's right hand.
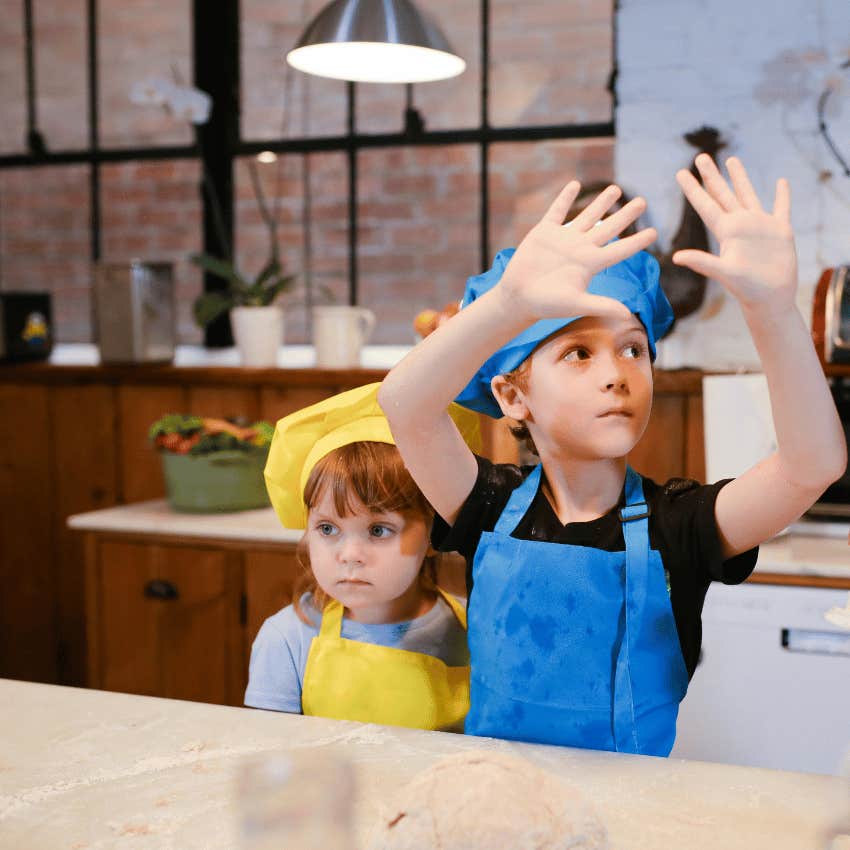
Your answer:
[497,182,658,325]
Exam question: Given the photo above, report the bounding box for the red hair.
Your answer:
[292,441,438,624]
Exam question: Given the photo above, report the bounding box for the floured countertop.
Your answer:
[0,679,847,850]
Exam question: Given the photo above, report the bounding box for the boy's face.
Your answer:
[306,488,431,623]
[521,313,653,460]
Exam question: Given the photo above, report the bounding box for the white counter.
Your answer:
[0,679,846,850]
[48,343,412,370]
[69,499,301,545]
[68,500,850,580]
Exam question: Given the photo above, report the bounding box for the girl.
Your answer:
[244,382,480,732]
[378,155,846,755]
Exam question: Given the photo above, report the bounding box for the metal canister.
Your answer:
[93,260,175,363]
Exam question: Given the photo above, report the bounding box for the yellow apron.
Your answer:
[301,588,470,731]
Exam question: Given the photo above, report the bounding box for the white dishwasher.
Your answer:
[671,580,850,775]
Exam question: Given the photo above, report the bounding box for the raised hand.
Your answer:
[673,155,797,311]
[498,182,657,324]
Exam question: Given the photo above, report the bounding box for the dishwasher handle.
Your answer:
[781,628,850,657]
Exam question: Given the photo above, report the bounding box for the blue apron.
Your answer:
[465,464,689,756]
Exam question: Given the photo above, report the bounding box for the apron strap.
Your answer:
[612,465,651,753]
[318,598,345,638]
[319,587,468,638]
[493,464,542,535]
[436,586,468,630]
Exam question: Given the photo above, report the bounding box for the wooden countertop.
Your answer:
[0,679,845,850]
[69,500,850,585]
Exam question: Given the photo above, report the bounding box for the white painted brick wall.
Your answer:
[616,0,850,368]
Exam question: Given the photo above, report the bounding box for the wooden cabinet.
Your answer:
[83,532,300,706]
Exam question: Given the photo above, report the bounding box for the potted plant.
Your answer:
[149,413,275,513]
[190,155,295,367]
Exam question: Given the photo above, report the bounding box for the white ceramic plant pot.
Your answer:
[231,305,284,368]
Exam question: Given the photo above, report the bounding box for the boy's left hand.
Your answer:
[672,154,797,311]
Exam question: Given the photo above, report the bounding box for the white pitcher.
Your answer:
[312,305,376,368]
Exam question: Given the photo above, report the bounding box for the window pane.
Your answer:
[489,139,614,250]
[0,12,27,154]
[490,0,613,127]
[357,145,479,344]
[235,152,348,343]
[98,0,193,148]
[242,0,346,140]
[100,159,203,343]
[0,165,92,341]
[36,0,88,151]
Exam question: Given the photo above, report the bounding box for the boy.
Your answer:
[377,155,846,755]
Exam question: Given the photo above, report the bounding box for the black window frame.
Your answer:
[0,0,617,346]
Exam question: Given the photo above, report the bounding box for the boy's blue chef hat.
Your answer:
[455,247,674,418]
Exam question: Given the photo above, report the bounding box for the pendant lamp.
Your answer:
[286,0,465,84]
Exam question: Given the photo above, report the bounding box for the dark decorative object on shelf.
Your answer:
[0,292,53,362]
[655,126,727,322]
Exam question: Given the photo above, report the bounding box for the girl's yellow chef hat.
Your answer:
[264,382,481,529]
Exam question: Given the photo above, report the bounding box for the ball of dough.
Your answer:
[367,750,608,850]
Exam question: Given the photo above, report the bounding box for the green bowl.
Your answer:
[160,449,271,513]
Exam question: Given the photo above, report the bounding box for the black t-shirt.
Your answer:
[431,455,759,679]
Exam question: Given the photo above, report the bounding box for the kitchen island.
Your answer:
[0,678,847,850]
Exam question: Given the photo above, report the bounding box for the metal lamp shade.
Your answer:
[286,0,465,84]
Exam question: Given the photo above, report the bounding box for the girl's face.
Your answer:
[522,313,653,460]
[306,487,432,624]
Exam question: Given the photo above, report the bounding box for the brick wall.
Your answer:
[0,165,91,341]
[0,1,615,345]
[100,160,202,343]
[617,0,850,369]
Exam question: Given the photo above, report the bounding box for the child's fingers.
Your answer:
[772,177,791,225]
[676,168,722,231]
[694,154,740,212]
[572,292,634,321]
[671,249,725,280]
[597,226,657,265]
[569,184,623,231]
[590,197,647,245]
[542,181,582,224]
[726,157,764,211]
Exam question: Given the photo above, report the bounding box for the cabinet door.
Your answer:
[243,550,302,670]
[91,540,243,706]
[52,384,119,687]
[0,384,56,682]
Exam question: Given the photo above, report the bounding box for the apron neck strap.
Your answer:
[319,586,468,637]
[318,598,345,637]
[435,586,467,629]
[495,464,647,537]
[622,465,646,511]
[494,464,542,535]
